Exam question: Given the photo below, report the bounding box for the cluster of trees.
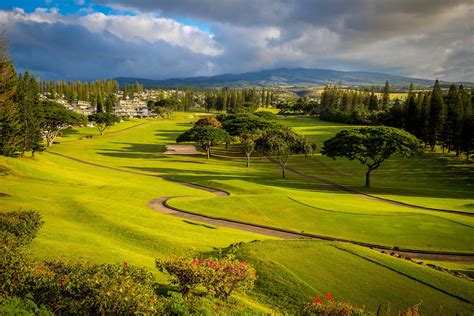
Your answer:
[39,79,119,102]
[202,87,275,113]
[280,81,473,160]
[146,87,276,113]
[0,37,120,156]
[121,81,144,99]
[389,82,473,158]
[278,83,390,116]
[0,64,86,156]
[177,112,316,177]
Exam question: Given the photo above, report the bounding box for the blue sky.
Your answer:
[1,0,472,81]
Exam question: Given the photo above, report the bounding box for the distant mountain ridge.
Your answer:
[115,67,472,88]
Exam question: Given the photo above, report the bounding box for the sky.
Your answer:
[1,0,473,81]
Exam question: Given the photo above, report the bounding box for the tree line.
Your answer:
[0,67,88,156]
[0,36,122,156]
[283,81,473,160]
[39,79,119,102]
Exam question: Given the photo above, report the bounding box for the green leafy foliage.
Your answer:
[153,98,179,119]
[256,126,316,178]
[0,296,52,315]
[88,112,121,135]
[39,101,87,147]
[303,293,368,316]
[177,125,232,159]
[0,210,43,250]
[194,116,222,128]
[322,126,421,187]
[156,256,256,299]
[29,261,160,314]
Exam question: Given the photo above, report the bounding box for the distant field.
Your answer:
[1,113,472,313]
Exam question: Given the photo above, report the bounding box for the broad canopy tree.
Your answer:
[322,126,421,188]
[88,112,121,136]
[256,126,316,178]
[153,99,178,119]
[40,101,87,146]
[177,125,232,159]
[222,114,277,167]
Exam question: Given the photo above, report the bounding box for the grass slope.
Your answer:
[280,116,474,212]
[1,113,472,312]
[235,240,473,314]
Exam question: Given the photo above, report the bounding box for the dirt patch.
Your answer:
[163,144,198,155]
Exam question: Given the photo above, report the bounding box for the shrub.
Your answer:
[254,111,277,121]
[156,256,214,294]
[303,293,368,316]
[194,116,222,128]
[156,256,256,299]
[0,296,52,315]
[28,261,160,314]
[1,211,42,297]
[0,210,43,249]
[199,257,256,299]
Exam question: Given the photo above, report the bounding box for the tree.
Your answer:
[460,113,473,161]
[240,131,262,167]
[443,84,462,155]
[88,112,120,136]
[39,101,87,147]
[0,40,19,156]
[405,94,419,136]
[322,127,421,188]
[104,93,115,113]
[177,125,232,159]
[256,127,316,178]
[13,71,43,156]
[382,81,390,109]
[427,79,445,150]
[194,116,222,128]
[222,114,277,166]
[154,99,178,119]
[419,93,431,146]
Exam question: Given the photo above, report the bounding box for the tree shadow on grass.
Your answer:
[96,142,166,159]
[125,165,347,195]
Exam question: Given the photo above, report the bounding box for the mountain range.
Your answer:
[115,68,472,88]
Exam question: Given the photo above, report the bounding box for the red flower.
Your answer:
[313,295,323,305]
[123,261,129,267]
[59,275,67,288]
[325,292,334,303]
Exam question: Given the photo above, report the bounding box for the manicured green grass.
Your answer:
[280,116,474,212]
[234,240,473,314]
[0,151,268,270]
[1,113,472,312]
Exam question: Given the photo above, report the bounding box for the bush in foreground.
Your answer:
[303,293,368,316]
[156,256,256,299]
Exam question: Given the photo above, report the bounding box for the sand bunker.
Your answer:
[163,144,198,155]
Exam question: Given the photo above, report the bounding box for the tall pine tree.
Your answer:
[427,79,445,150]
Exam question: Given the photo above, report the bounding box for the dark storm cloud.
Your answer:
[1,0,473,81]
[7,19,214,80]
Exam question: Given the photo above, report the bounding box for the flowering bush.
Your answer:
[303,293,368,316]
[156,256,256,299]
[28,260,160,314]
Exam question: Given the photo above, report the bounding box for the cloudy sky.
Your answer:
[1,0,473,81]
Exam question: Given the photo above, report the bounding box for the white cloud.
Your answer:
[79,13,222,56]
[0,8,221,56]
